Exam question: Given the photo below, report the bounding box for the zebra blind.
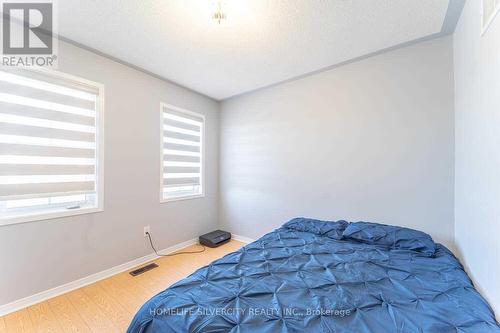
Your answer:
[0,69,102,223]
[161,104,203,200]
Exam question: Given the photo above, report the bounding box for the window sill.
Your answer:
[0,206,104,227]
[160,194,205,203]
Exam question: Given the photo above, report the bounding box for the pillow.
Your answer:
[283,217,349,240]
[342,221,436,256]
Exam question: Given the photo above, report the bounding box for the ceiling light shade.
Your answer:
[212,1,227,25]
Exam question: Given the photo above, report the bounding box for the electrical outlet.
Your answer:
[143,226,150,237]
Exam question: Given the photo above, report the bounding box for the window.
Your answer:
[482,0,500,34]
[0,68,104,225]
[160,103,204,201]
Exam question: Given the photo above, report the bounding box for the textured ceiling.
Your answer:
[58,0,450,100]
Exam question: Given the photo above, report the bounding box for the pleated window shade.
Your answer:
[0,69,103,225]
[161,104,204,201]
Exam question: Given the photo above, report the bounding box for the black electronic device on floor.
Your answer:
[199,230,231,248]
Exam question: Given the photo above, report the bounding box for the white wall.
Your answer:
[220,37,455,248]
[454,1,500,315]
[0,41,219,305]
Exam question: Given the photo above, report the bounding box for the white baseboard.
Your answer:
[0,237,197,317]
[232,234,255,244]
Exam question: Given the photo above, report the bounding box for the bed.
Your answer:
[127,218,500,332]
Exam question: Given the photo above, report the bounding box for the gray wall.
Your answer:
[220,36,455,248]
[0,41,219,305]
[454,0,500,315]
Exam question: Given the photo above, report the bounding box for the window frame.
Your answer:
[0,68,105,226]
[159,102,205,203]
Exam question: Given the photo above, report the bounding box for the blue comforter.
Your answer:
[127,221,499,332]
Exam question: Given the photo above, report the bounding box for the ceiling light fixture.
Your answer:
[212,1,227,25]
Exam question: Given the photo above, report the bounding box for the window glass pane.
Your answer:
[483,0,500,30]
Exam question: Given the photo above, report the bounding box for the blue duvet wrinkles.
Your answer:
[127,226,500,333]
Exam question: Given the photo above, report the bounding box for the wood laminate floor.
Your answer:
[0,240,244,333]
